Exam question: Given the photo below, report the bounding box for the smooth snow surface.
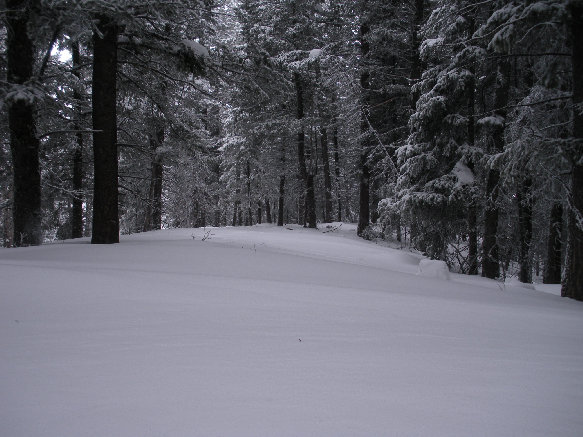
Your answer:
[2,224,582,436]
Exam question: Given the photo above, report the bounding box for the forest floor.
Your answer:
[1,223,582,436]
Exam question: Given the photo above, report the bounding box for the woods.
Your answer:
[1,0,582,300]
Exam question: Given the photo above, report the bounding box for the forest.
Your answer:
[1,0,582,300]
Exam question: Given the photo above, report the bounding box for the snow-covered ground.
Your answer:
[1,224,582,436]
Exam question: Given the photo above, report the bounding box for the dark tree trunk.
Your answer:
[333,126,342,222]
[247,161,252,224]
[562,2,583,300]
[151,158,163,229]
[233,165,241,226]
[544,202,563,284]
[410,0,424,107]
[91,15,119,244]
[466,14,478,275]
[71,41,84,239]
[482,59,511,278]
[468,205,478,275]
[482,169,500,278]
[232,200,239,226]
[357,18,371,237]
[321,128,332,223]
[294,72,316,228]
[357,151,370,236]
[371,178,380,224]
[306,174,317,228]
[277,140,285,226]
[265,198,272,224]
[143,126,164,232]
[256,201,262,225]
[7,0,42,246]
[517,178,533,283]
[395,213,402,243]
[278,175,285,226]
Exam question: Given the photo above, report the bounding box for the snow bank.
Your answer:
[417,258,450,280]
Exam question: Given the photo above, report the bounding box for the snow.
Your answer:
[1,224,583,436]
[417,259,450,280]
[308,48,322,59]
[181,39,209,58]
[452,160,475,186]
[478,114,505,127]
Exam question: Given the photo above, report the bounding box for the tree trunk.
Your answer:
[482,59,511,278]
[7,0,42,246]
[91,14,119,244]
[357,18,371,237]
[233,165,241,226]
[246,160,252,225]
[357,151,370,236]
[482,169,500,278]
[466,14,477,275]
[517,178,533,283]
[278,175,285,226]
[544,202,563,284]
[256,201,262,224]
[265,198,272,224]
[277,139,285,226]
[306,174,317,228]
[468,205,478,275]
[410,0,424,108]
[321,128,332,223]
[143,126,164,232]
[232,200,239,226]
[333,126,342,222]
[562,1,583,300]
[294,72,315,228]
[71,41,84,239]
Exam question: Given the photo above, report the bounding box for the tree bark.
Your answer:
[278,175,285,226]
[256,201,262,224]
[333,126,342,222]
[468,205,478,275]
[517,178,533,283]
[357,17,371,237]
[482,59,511,278]
[233,165,241,226]
[246,160,252,225]
[71,41,84,239]
[544,202,563,284]
[294,72,316,228]
[410,0,425,108]
[278,139,285,226]
[7,0,42,246]
[321,128,332,223]
[91,14,119,244]
[265,197,272,224]
[143,125,164,232]
[466,13,478,275]
[562,1,583,300]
